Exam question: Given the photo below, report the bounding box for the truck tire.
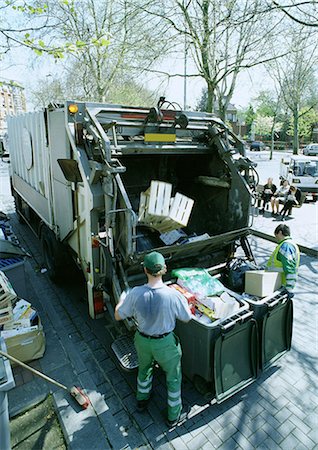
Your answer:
[14,195,25,224]
[40,227,64,281]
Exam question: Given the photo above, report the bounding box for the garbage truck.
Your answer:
[7,100,292,400]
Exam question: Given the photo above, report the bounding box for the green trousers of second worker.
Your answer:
[134,331,182,421]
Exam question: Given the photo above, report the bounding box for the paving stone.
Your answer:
[219,423,238,441]
[287,403,308,421]
[115,380,133,399]
[201,426,223,448]
[87,338,103,351]
[274,407,292,422]
[248,427,267,447]
[105,394,124,415]
[87,362,107,386]
[143,423,168,447]
[108,368,125,385]
[40,337,69,373]
[99,357,116,373]
[288,413,312,434]
[133,411,154,430]
[124,427,149,449]
[279,432,302,450]
[187,432,210,450]
[8,378,49,418]
[291,427,316,449]
[232,431,254,450]
[168,435,188,450]
[277,418,296,437]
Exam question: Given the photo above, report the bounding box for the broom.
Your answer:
[0,349,91,409]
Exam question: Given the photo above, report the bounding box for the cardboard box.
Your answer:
[245,270,282,297]
[2,321,45,364]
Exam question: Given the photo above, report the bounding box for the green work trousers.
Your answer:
[134,331,182,421]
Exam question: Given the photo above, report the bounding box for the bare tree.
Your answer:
[37,0,166,102]
[272,1,318,27]
[268,30,318,154]
[136,0,289,118]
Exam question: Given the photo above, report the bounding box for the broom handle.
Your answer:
[0,349,68,391]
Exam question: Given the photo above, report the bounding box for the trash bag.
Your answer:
[223,258,259,293]
[171,267,224,298]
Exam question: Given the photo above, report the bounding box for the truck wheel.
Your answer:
[14,196,25,224]
[40,227,63,281]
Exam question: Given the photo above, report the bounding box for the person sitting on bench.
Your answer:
[271,179,290,215]
[260,178,277,213]
[280,186,301,219]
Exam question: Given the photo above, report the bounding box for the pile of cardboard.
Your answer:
[0,271,45,363]
[138,180,194,233]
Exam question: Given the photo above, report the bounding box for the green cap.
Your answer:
[143,251,165,275]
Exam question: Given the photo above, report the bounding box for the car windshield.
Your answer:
[293,161,318,177]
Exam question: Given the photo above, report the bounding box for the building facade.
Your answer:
[0,80,26,138]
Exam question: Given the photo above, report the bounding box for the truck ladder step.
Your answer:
[111,335,138,371]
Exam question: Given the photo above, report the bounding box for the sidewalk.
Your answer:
[250,201,318,252]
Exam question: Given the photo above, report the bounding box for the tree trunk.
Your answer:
[293,107,299,155]
[206,83,214,113]
[270,126,275,161]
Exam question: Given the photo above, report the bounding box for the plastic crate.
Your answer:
[138,181,194,232]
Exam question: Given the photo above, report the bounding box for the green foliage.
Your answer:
[10,2,48,14]
[245,105,256,126]
[254,90,279,117]
[288,108,318,138]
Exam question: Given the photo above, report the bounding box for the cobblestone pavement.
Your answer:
[6,212,318,450]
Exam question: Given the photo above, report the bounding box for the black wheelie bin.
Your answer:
[175,295,259,401]
[241,290,292,371]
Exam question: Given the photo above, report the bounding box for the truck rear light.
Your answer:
[93,290,104,315]
[92,237,100,248]
[68,104,78,114]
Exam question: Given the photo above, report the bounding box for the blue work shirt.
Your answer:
[117,284,192,335]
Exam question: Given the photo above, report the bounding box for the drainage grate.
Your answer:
[111,335,138,371]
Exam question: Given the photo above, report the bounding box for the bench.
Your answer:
[279,190,306,215]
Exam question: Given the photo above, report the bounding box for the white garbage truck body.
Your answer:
[8,101,256,320]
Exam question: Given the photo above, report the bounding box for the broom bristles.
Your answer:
[70,386,91,409]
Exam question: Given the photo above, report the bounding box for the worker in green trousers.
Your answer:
[115,251,192,427]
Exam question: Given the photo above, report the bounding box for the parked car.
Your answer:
[250,141,266,151]
[303,143,318,156]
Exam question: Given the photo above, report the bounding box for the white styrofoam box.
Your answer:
[245,270,282,297]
